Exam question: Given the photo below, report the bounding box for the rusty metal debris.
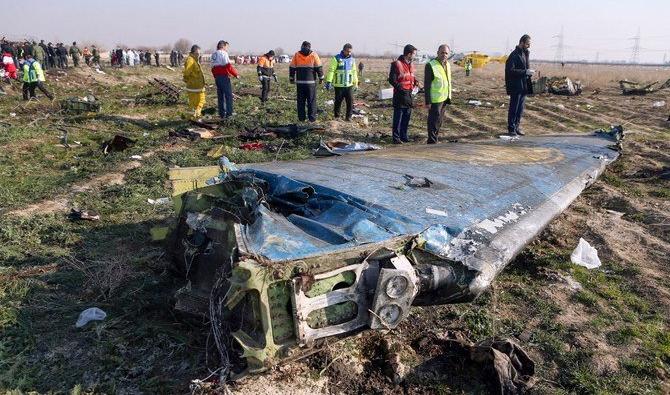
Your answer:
[164,132,622,379]
[619,78,670,95]
[135,78,180,105]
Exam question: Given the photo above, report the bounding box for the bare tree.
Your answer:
[274,47,285,56]
[174,38,192,53]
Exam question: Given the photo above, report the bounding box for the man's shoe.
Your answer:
[392,140,404,145]
[507,131,518,137]
[516,129,525,136]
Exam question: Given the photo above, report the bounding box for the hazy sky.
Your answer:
[4,0,670,63]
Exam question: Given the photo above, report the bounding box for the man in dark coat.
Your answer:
[504,34,534,136]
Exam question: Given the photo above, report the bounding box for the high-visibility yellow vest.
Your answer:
[428,59,452,103]
[326,53,358,88]
[22,60,45,83]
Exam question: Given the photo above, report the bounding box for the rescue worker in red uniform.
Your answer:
[388,44,419,144]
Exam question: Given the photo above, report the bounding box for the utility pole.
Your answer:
[553,26,565,63]
[629,27,641,64]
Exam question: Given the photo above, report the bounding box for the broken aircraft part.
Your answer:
[167,132,622,378]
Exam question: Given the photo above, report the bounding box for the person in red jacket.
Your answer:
[211,40,240,119]
[2,45,18,80]
[388,44,419,144]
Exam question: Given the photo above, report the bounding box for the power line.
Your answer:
[552,26,565,63]
[629,27,641,64]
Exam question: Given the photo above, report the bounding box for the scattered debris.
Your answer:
[467,99,482,106]
[101,135,136,154]
[147,197,170,205]
[169,128,218,141]
[404,174,432,188]
[652,100,666,108]
[130,155,143,160]
[499,135,519,141]
[411,332,536,393]
[61,95,101,114]
[240,142,264,151]
[325,100,334,106]
[619,78,670,95]
[67,208,100,222]
[136,78,180,104]
[570,238,601,269]
[313,139,382,156]
[75,307,107,328]
[425,208,448,217]
[533,76,582,96]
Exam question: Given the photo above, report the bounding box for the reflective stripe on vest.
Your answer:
[394,60,415,90]
[333,54,355,87]
[429,59,451,103]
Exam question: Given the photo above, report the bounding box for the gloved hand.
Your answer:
[525,69,535,76]
[258,75,263,83]
[324,82,332,90]
[318,78,323,85]
[272,75,278,83]
[289,77,295,84]
[446,98,452,105]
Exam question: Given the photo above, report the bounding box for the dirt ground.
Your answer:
[0,58,668,394]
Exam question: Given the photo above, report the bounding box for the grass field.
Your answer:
[0,58,668,394]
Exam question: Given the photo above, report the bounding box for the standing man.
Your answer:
[465,58,473,77]
[144,51,151,66]
[424,44,452,144]
[505,34,534,136]
[257,50,277,103]
[325,43,358,121]
[154,51,160,67]
[182,45,206,121]
[83,46,92,66]
[69,42,82,67]
[91,45,100,67]
[289,41,323,122]
[211,40,240,119]
[21,54,53,101]
[32,41,46,71]
[358,60,364,78]
[388,44,419,144]
[46,43,56,69]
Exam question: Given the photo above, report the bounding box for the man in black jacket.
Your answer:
[505,35,534,136]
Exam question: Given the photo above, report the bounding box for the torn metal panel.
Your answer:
[169,132,621,377]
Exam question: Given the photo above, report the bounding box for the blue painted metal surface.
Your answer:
[236,134,619,265]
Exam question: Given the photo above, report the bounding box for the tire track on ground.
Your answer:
[525,103,596,131]
[450,106,499,131]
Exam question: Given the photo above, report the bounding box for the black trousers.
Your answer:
[296,84,317,122]
[507,93,526,134]
[260,78,271,102]
[427,101,449,144]
[392,107,412,143]
[23,81,53,100]
[334,87,353,120]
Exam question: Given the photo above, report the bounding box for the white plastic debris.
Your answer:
[467,100,482,106]
[652,100,666,108]
[425,208,448,217]
[76,307,107,328]
[499,135,519,141]
[147,197,170,205]
[130,155,143,160]
[378,88,393,100]
[325,100,334,106]
[557,104,566,110]
[95,69,106,75]
[364,79,371,83]
[570,238,601,269]
[10,112,16,117]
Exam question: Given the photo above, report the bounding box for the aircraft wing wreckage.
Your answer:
[166,131,622,378]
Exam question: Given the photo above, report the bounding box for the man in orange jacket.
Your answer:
[257,50,277,103]
[289,41,323,122]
